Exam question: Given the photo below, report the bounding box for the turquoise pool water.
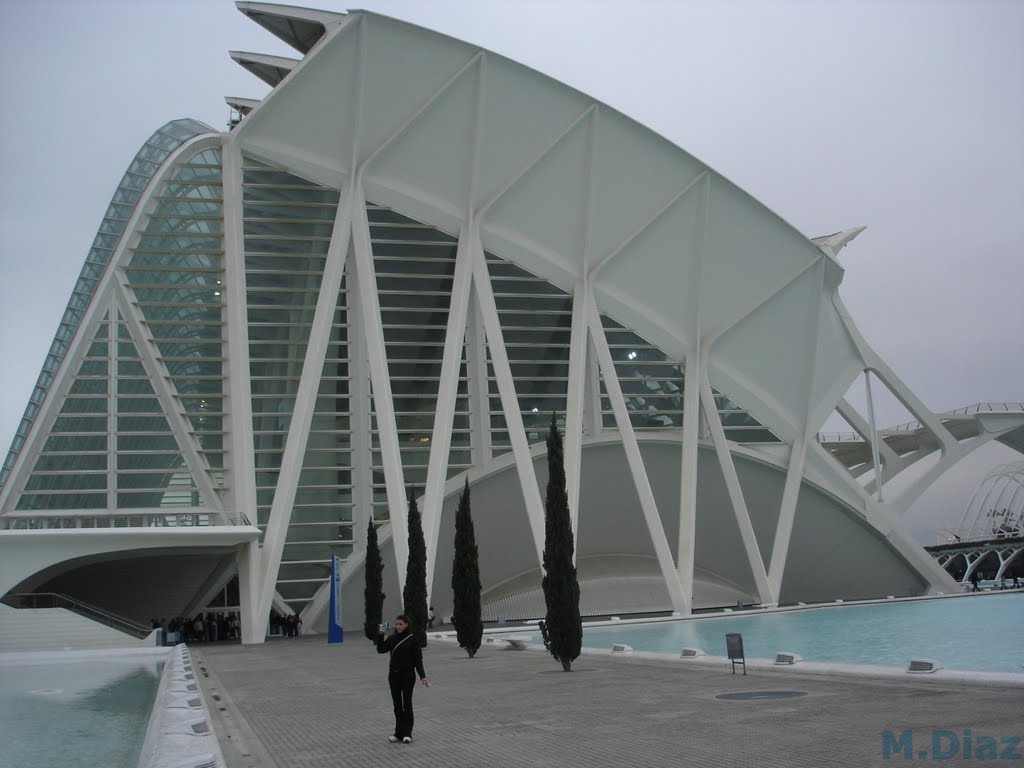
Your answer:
[0,657,163,768]
[507,593,1024,673]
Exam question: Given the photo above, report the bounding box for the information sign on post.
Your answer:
[725,632,745,675]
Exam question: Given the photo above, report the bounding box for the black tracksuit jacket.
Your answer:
[376,629,426,678]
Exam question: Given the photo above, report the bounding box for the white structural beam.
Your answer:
[421,53,486,602]
[834,295,958,455]
[463,59,491,473]
[766,260,827,601]
[348,246,374,543]
[767,434,809,600]
[359,52,482,169]
[221,137,263,643]
[588,298,689,614]
[106,302,117,510]
[700,257,821,352]
[564,108,598,551]
[478,105,596,217]
[589,170,707,279]
[422,224,475,599]
[863,372,884,501]
[254,187,355,631]
[113,282,223,511]
[350,187,411,587]
[469,229,545,565]
[564,276,591,551]
[836,398,901,469]
[465,297,491,467]
[676,174,710,613]
[698,371,771,604]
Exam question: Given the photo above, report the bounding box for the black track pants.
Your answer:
[388,670,416,738]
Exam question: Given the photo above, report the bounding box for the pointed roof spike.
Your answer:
[810,226,867,259]
[225,96,262,115]
[228,50,299,87]
[235,1,347,54]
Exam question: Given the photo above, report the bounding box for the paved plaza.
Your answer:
[192,634,1023,768]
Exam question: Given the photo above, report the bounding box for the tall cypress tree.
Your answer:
[363,517,385,641]
[540,415,582,671]
[451,478,483,657]
[402,490,429,645]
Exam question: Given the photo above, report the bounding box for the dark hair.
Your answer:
[395,614,410,624]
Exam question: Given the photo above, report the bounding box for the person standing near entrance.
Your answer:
[375,615,429,743]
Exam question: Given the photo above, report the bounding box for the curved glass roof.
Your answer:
[0,119,214,491]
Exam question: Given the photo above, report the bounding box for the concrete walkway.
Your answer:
[193,636,1023,768]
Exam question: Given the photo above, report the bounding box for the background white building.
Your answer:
[1,3,1021,646]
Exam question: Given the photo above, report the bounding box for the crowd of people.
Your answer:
[150,611,307,644]
[150,612,241,644]
[269,613,303,637]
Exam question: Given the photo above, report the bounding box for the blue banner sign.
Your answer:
[328,554,343,644]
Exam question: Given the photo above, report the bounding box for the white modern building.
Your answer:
[2,3,1022,646]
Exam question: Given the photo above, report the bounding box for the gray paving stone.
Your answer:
[192,636,1024,768]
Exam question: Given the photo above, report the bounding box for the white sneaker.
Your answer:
[388,736,399,743]
[402,737,413,744]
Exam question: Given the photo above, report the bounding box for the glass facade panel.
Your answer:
[484,255,573,456]
[1,120,214,491]
[125,148,225,471]
[244,156,340,548]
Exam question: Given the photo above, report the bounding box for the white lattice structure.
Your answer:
[2,3,1023,644]
[955,463,1024,542]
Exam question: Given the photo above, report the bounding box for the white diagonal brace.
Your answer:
[863,372,884,501]
[422,52,487,602]
[348,242,374,546]
[564,275,591,552]
[422,222,475,598]
[836,398,900,468]
[834,295,958,453]
[565,105,599,552]
[699,370,771,603]
[478,104,597,218]
[469,228,545,565]
[678,349,701,608]
[465,295,491,467]
[588,298,689,615]
[360,52,483,169]
[589,170,707,279]
[350,184,410,587]
[113,280,223,510]
[701,256,821,348]
[767,434,808,599]
[255,186,356,628]
[677,173,710,613]
[465,55,492,468]
[766,261,828,600]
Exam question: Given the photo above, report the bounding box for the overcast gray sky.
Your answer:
[1,0,1020,542]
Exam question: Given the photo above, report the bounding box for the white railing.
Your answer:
[1,508,241,530]
[818,402,1024,444]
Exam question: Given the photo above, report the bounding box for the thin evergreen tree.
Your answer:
[363,518,385,641]
[540,414,582,671]
[451,478,483,657]
[402,490,429,646]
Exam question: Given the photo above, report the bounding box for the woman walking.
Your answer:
[375,615,429,743]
